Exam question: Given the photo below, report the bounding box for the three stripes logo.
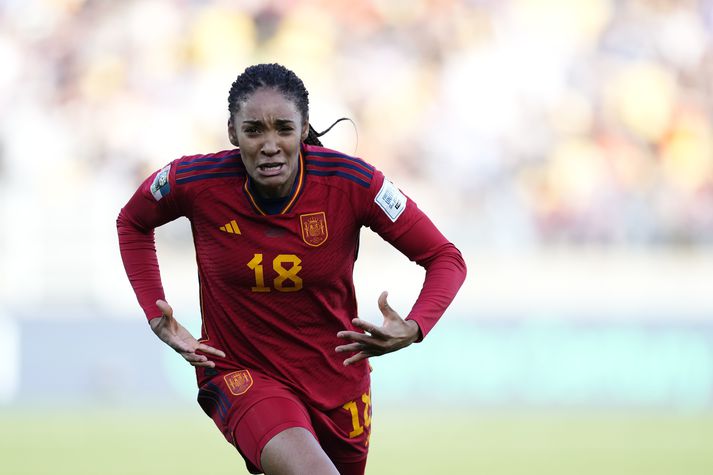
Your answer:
[219,219,241,235]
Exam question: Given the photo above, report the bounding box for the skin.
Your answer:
[149,86,421,474]
[149,299,225,367]
[335,291,421,366]
[228,87,309,199]
[260,427,339,475]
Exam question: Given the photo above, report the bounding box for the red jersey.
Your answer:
[117,144,466,409]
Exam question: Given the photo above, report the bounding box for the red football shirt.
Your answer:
[117,144,466,409]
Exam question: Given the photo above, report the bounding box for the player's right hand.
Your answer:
[150,299,226,368]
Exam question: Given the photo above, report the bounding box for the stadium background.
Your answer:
[1,0,712,473]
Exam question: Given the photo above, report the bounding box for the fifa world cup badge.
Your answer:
[374,178,406,222]
[150,164,171,201]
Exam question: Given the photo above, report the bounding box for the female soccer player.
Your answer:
[117,63,466,475]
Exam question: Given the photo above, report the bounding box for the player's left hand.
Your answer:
[336,291,421,366]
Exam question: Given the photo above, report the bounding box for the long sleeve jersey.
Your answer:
[117,144,466,409]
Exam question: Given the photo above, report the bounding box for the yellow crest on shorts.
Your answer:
[224,370,253,396]
[300,212,328,247]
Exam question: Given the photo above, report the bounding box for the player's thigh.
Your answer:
[260,426,339,475]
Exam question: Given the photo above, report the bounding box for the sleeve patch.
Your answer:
[374,178,407,222]
[150,164,171,201]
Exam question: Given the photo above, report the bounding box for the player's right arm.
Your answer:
[116,162,224,367]
[150,299,225,368]
[116,163,181,319]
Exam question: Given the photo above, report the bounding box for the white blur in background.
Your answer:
[3,2,713,474]
[0,0,712,408]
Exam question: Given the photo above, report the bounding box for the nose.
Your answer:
[261,133,279,157]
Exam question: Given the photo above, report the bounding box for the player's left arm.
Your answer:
[336,172,467,365]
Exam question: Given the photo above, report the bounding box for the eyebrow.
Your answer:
[241,119,296,125]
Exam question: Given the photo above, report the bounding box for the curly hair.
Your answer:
[228,63,329,146]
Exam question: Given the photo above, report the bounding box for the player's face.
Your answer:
[229,87,309,198]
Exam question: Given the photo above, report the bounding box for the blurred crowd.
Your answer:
[1,0,713,248]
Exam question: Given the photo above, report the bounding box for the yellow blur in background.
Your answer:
[1,0,713,474]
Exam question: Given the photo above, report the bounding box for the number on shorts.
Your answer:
[342,390,371,439]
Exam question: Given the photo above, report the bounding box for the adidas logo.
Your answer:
[220,219,241,234]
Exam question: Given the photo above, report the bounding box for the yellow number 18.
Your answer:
[247,253,303,292]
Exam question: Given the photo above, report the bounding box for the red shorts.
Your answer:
[196,368,371,474]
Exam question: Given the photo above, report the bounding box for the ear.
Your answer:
[228,117,239,147]
[301,118,310,142]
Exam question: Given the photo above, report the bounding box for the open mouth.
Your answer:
[257,163,284,176]
[258,163,283,170]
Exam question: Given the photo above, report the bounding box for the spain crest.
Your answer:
[300,212,328,247]
[224,370,253,396]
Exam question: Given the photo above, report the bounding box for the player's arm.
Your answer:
[150,299,225,368]
[336,291,420,366]
[378,211,467,340]
[117,163,224,367]
[336,172,466,365]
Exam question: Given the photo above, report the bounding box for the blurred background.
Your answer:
[1,0,713,473]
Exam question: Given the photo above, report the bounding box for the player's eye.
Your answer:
[243,127,260,135]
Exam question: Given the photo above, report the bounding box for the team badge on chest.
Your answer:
[300,212,328,247]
